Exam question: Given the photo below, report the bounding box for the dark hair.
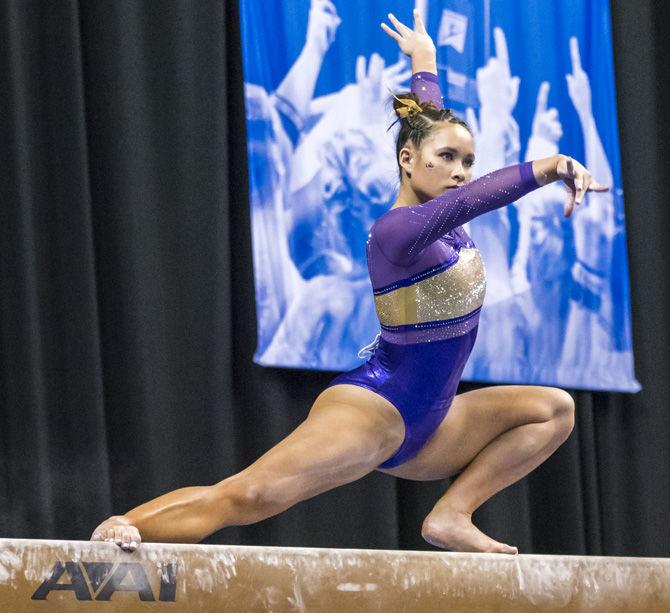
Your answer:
[391,92,471,181]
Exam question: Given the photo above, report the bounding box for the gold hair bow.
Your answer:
[392,94,424,118]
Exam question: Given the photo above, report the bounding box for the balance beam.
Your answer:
[1,538,669,611]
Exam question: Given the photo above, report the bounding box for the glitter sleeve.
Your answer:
[373,162,540,266]
[411,72,444,109]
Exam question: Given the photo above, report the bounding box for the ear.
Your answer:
[398,146,414,179]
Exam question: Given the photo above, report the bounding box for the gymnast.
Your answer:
[91,10,607,554]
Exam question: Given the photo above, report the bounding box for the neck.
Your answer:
[392,181,421,209]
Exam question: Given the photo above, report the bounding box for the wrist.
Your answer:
[411,50,437,75]
[532,154,563,186]
[303,39,328,57]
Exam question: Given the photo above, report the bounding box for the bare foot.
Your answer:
[422,507,518,554]
[91,515,142,552]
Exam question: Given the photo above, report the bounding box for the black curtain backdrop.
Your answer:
[0,0,668,556]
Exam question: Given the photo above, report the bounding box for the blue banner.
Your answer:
[239,0,640,392]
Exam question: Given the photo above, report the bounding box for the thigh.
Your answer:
[377,385,567,481]
[232,384,405,504]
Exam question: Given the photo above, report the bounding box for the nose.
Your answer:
[451,163,465,182]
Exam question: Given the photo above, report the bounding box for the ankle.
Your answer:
[431,499,475,518]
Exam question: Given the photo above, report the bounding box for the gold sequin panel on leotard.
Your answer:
[374,247,487,327]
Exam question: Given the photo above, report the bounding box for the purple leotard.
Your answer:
[327,72,541,468]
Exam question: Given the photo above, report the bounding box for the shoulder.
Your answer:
[370,207,405,239]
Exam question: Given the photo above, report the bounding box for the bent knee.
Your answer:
[533,387,575,423]
[544,388,575,440]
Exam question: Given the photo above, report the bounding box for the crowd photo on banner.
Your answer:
[239,0,639,393]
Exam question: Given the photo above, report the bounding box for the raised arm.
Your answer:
[382,9,443,109]
[411,71,444,110]
[373,155,608,266]
[378,13,608,266]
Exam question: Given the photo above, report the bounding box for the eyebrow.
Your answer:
[437,146,475,159]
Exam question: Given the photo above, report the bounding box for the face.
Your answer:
[399,123,475,201]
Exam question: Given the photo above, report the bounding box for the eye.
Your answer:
[440,152,453,160]
[464,159,475,167]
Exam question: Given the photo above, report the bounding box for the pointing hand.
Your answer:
[556,156,608,217]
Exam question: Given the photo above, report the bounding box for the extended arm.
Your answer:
[374,154,606,266]
[374,161,540,265]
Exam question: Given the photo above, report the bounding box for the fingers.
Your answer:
[506,114,520,152]
[569,36,582,74]
[355,54,366,84]
[369,52,384,71]
[546,107,559,120]
[587,179,610,192]
[383,57,412,89]
[558,155,609,213]
[493,27,511,79]
[380,22,402,43]
[413,8,427,34]
[510,75,520,104]
[569,159,589,205]
[561,158,576,217]
[368,52,384,89]
[565,158,585,206]
[535,81,550,115]
[312,0,337,14]
[384,55,408,78]
[564,190,576,218]
[387,13,409,34]
[388,69,412,88]
[320,0,337,16]
[574,175,584,204]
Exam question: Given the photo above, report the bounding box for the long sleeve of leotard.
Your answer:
[373,161,540,266]
[411,71,444,109]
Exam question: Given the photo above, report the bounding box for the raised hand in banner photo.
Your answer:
[306,0,341,54]
[478,27,520,115]
[381,54,413,94]
[473,27,521,172]
[511,81,565,302]
[529,82,563,156]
